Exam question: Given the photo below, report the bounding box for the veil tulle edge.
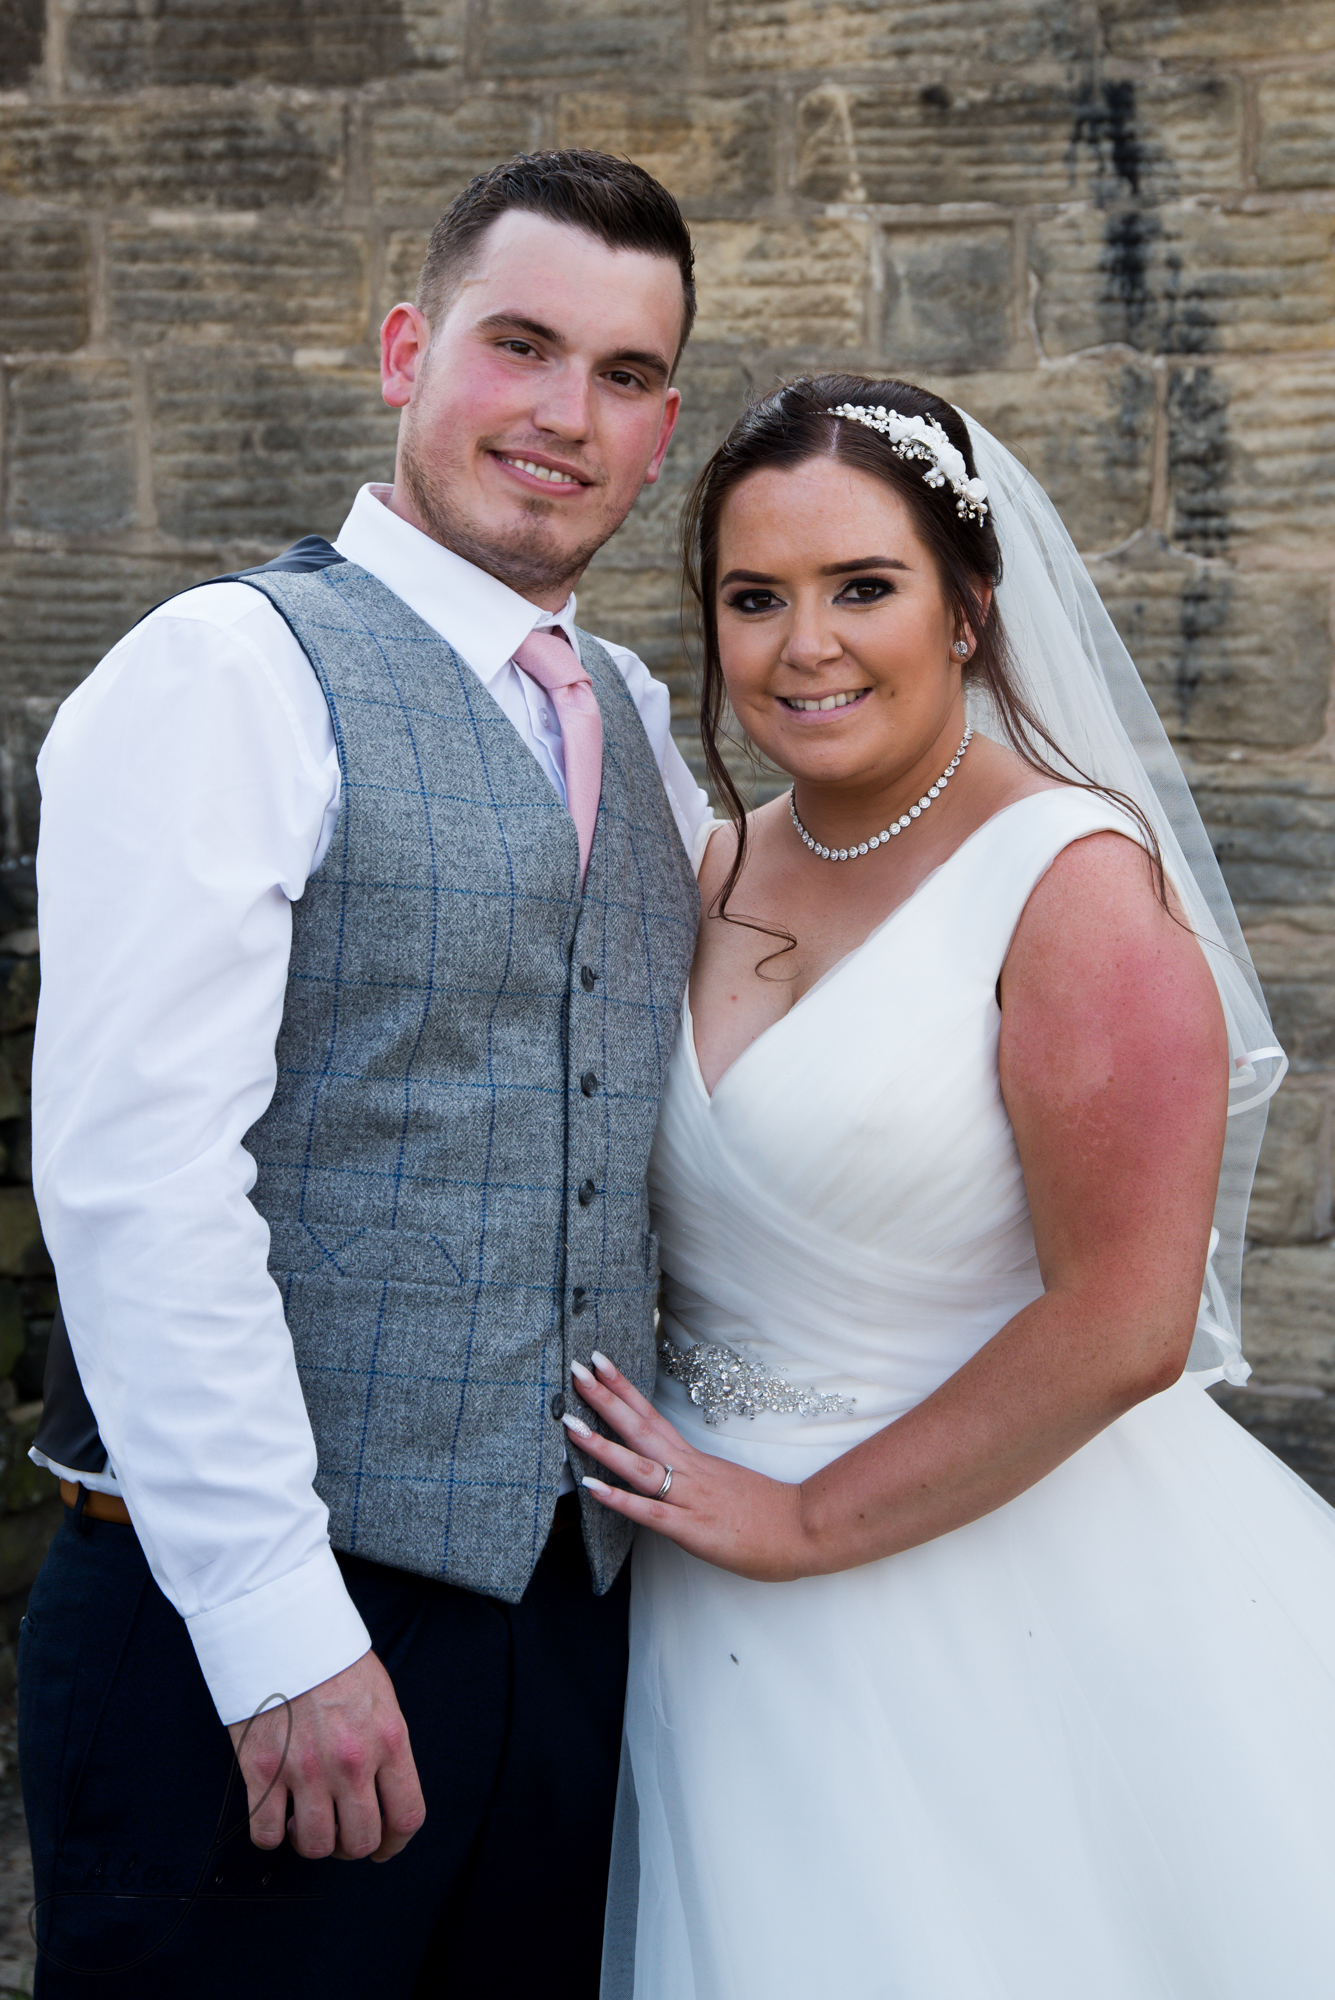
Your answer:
[959,415,1284,1382]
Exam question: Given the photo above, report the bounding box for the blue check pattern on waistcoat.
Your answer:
[239,563,699,1601]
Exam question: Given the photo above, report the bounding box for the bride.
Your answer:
[565,376,1335,1998]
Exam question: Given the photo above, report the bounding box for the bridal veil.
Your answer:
[962,417,1284,1383]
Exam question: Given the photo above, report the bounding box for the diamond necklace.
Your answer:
[788,727,973,862]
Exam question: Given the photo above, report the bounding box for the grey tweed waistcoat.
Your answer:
[241,562,699,1601]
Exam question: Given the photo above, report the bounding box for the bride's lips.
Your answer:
[779,688,872,721]
[490,450,592,494]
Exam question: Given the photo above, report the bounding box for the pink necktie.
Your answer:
[513,628,604,887]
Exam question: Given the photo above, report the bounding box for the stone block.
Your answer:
[594,355,751,569]
[1167,358,1335,559]
[1033,206,1335,359]
[881,224,1015,374]
[1239,1243,1335,1386]
[0,222,91,358]
[574,562,685,682]
[1247,1087,1330,1245]
[482,0,688,77]
[1257,71,1335,192]
[5,362,137,540]
[0,1191,47,1280]
[1241,916,1335,1075]
[925,362,1156,551]
[1105,0,1335,58]
[65,0,448,90]
[691,219,869,351]
[0,0,43,89]
[1085,559,1331,748]
[398,0,469,70]
[369,96,542,213]
[795,73,1241,209]
[385,231,432,310]
[709,0,1095,71]
[150,357,400,546]
[0,556,211,703]
[0,101,344,210]
[1259,983,1335,1077]
[108,223,369,350]
[1191,762,1335,931]
[555,93,774,208]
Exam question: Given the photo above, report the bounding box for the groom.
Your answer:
[21,151,707,1996]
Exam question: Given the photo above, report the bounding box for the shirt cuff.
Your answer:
[184,1544,372,1725]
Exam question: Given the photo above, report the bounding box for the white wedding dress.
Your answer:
[608,787,1335,2000]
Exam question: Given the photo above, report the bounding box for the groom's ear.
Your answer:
[381,304,433,410]
[642,387,683,487]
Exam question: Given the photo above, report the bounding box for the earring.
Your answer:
[953,640,970,658]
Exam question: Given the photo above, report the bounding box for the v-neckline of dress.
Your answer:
[687,791,1065,1107]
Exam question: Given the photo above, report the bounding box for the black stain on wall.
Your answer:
[1156,245,1214,355]
[1168,366,1232,556]
[1072,78,1145,199]
[1174,572,1233,731]
[1099,209,1215,354]
[1102,210,1160,343]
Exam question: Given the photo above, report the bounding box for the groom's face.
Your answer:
[381,209,684,609]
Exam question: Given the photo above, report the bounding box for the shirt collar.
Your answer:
[332,484,580,684]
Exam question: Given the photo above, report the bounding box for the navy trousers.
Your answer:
[18,1503,630,1998]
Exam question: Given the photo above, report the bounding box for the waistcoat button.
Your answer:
[550,1391,566,1420]
[578,1178,596,1206]
[580,1070,598,1096]
[572,1287,589,1314]
[580,965,598,991]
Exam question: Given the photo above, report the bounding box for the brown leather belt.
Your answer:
[60,1478,132,1526]
[59,1482,576,1539]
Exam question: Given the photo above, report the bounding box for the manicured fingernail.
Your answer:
[582,1476,611,1493]
[561,1412,592,1439]
[591,1350,613,1373]
[570,1359,594,1383]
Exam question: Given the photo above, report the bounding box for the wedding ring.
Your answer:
[654,1464,674,1501]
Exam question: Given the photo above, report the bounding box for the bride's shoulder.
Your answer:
[696,816,738,896]
[1004,818,1213,1031]
[696,798,787,895]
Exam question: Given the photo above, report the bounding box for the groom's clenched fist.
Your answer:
[228,1650,426,1862]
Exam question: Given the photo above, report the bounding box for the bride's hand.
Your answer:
[564,1353,814,1582]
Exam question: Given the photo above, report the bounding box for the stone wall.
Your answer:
[1,1,1335,1498]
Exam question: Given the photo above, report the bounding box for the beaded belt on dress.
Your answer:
[657,1337,854,1428]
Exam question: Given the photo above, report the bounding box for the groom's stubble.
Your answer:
[397,419,615,603]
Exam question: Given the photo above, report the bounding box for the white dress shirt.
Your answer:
[30,484,712,1724]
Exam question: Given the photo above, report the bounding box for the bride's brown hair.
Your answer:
[682,373,1164,943]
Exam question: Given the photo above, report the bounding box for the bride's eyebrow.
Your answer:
[718,556,911,589]
[818,556,911,576]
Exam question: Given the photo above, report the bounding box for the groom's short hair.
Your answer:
[416,149,697,360]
